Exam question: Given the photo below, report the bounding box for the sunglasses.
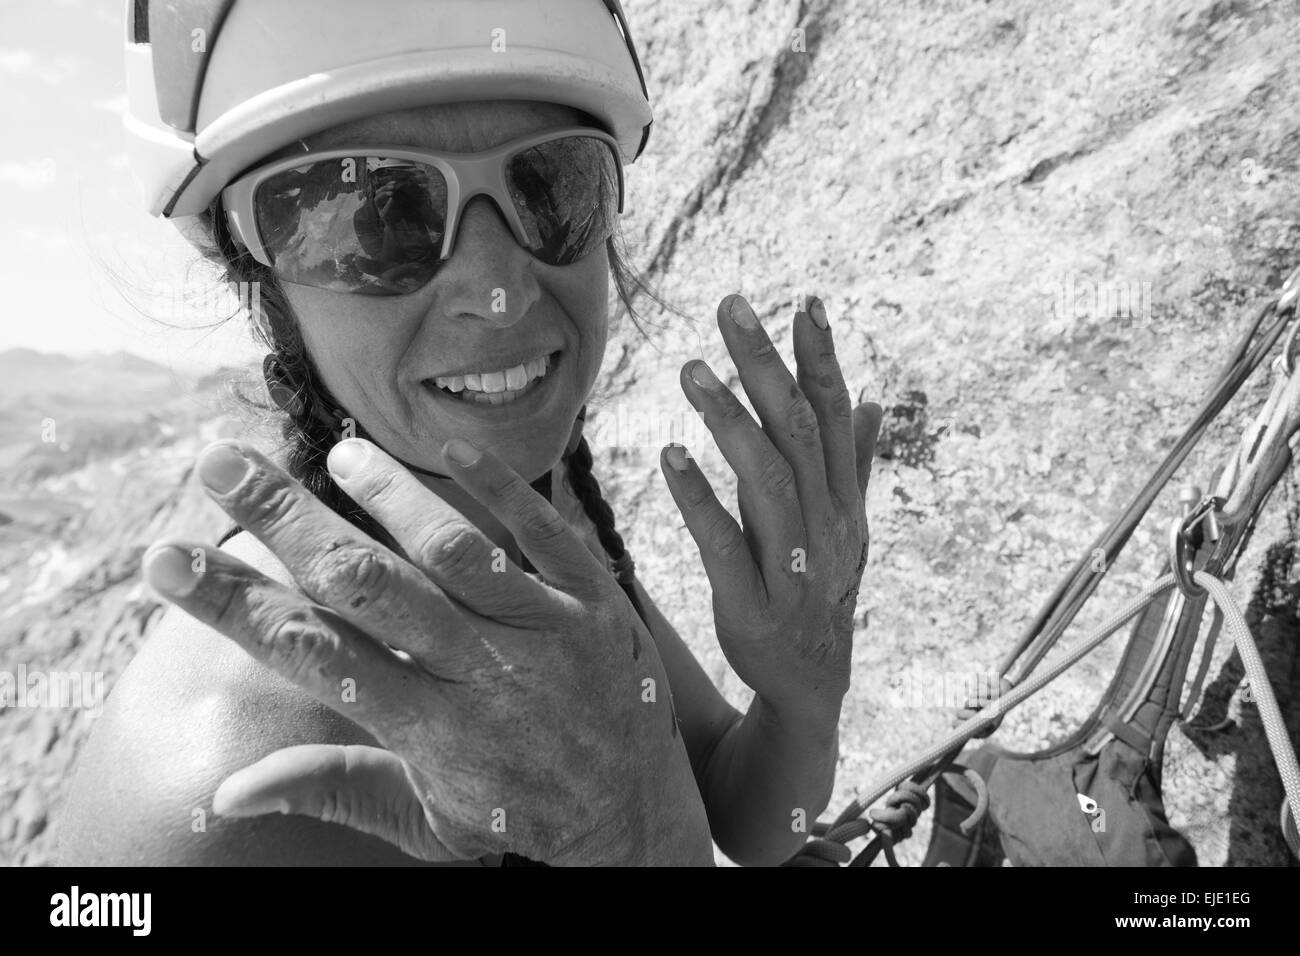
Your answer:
[222,127,625,296]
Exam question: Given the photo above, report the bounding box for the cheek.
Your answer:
[560,250,611,385]
[282,286,411,399]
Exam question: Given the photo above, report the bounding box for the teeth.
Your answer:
[434,355,551,394]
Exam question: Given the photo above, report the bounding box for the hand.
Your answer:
[142,437,712,865]
[373,179,398,218]
[661,294,882,721]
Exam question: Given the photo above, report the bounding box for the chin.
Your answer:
[492,437,570,484]
[409,348,583,481]
[398,419,570,484]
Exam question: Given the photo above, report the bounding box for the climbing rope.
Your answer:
[1196,573,1300,859]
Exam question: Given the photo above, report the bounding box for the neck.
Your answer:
[410,468,528,562]
[347,421,556,561]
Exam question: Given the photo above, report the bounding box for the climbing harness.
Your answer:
[788,263,1300,867]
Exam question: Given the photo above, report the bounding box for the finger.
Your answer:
[853,402,885,501]
[792,296,859,508]
[659,443,764,602]
[716,294,832,531]
[679,359,805,585]
[213,744,464,863]
[326,438,561,625]
[141,540,447,741]
[440,438,610,600]
[193,440,476,669]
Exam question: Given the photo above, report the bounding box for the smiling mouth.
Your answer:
[424,350,560,406]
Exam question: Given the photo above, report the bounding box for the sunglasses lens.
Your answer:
[247,136,620,295]
[506,136,619,266]
[255,156,448,295]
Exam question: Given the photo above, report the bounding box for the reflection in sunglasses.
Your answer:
[239,133,621,296]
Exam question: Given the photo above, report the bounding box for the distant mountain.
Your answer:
[0,348,76,376]
[0,350,219,487]
[0,348,185,403]
[102,350,173,376]
[196,363,261,395]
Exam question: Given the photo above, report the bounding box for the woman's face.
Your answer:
[278,100,610,483]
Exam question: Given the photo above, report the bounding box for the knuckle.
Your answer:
[313,789,347,827]
[312,543,394,609]
[208,569,245,626]
[491,474,563,541]
[703,513,746,557]
[487,470,528,504]
[265,609,343,686]
[519,504,569,546]
[416,524,487,581]
[785,394,821,444]
[826,386,854,423]
[814,346,845,376]
[755,454,797,499]
[238,477,301,536]
[799,350,847,392]
[353,464,403,507]
[718,395,752,426]
[749,338,782,367]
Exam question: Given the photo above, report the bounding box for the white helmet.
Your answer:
[123,0,653,219]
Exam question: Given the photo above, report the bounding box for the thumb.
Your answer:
[852,399,885,500]
[213,744,462,863]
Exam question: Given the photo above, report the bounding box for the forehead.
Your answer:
[269,100,590,161]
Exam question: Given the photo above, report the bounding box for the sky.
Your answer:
[0,0,263,374]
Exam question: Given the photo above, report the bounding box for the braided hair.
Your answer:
[562,432,647,632]
[198,198,650,625]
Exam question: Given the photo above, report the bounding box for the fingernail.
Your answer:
[728,296,758,329]
[328,439,370,480]
[444,438,481,467]
[809,297,829,330]
[143,544,202,597]
[665,443,692,472]
[198,443,250,493]
[689,361,721,390]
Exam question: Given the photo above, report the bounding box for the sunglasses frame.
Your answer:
[221,126,626,280]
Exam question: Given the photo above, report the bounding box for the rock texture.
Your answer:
[2,0,1298,866]
[599,0,1300,865]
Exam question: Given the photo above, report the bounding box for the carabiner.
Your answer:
[1169,493,1224,599]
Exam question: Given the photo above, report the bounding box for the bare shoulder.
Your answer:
[58,531,463,866]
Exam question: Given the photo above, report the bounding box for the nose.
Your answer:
[431,195,541,329]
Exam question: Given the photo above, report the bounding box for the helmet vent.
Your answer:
[130,0,149,44]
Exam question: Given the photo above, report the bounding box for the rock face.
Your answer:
[2,0,1297,866]
[597,0,1300,865]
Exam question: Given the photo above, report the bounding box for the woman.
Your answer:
[59,0,882,866]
